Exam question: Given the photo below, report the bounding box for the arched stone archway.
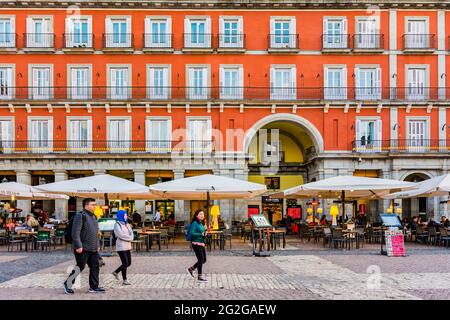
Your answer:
[401,172,434,220]
[243,113,324,154]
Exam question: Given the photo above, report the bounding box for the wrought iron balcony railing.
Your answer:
[102,33,134,49]
[0,140,215,155]
[352,139,448,153]
[143,33,173,49]
[63,33,94,49]
[0,86,448,102]
[268,34,299,49]
[23,33,54,48]
[0,33,17,48]
[218,33,245,49]
[322,34,351,50]
[352,34,384,50]
[183,33,212,49]
[402,34,435,50]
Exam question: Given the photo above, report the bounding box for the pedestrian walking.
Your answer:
[112,210,134,285]
[187,209,208,282]
[63,198,105,294]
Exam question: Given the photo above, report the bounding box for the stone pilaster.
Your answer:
[133,169,146,218]
[54,170,68,220]
[16,170,31,218]
[173,169,186,223]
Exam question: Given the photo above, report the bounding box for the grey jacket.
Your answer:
[114,221,133,251]
[72,209,100,252]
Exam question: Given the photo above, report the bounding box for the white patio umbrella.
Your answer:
[148,174,267,221]
[35,174,157,200]
[0,182,69,200]
[383,174,450,199]
[272,175,415,221]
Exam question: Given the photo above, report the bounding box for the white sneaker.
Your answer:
[198,274,208,282]
[122,280,131,286]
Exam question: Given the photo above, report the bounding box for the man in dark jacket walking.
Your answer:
[64,198,105,294]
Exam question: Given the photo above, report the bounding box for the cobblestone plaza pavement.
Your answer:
[0,239,449,300]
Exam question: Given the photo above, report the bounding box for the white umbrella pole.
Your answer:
[206,191,211,228]
[341,190,345,226]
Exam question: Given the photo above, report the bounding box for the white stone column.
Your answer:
[93,169,107,205]
[173,169,186,223]
[16,170,31,218]
[133,169,146,218]
[234,168,250,222]
[54,170,68,220]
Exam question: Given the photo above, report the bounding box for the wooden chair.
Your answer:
[167,225,176,244]
[7,233,25,252]
[0,228,7,246]
[439,228,450,248]
[428,227,440,245]
[159,228,169,249]
[415,225,429,244]
[131,230,145,252]
[323,227,333,248]
[222,227,233,249]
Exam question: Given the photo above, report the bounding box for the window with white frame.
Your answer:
[144,17,171,48]
[323,17,348,49]
[105,17,131,48]
[407,118,429,151]
[30,65,52,100]
[0,17,15,47]
[187,117,212,152]
[108,118,130,152]
[108,66,130,100]
[219,16,243,48]
[355,66,381,100]
[0,118,13,153]
[219,65,243,100]
[65,16,92,48]
[0,66,13,100]
[324,66,347,100]
[187,66,209,100]
[26,16,53,48]
[147,65,170,100]
[28,117,53,151]
[270,66,296,100]
[406,66,428,100]
[145,117,171,153]
[405,18,429,49]
[184,17,211,48]
[355,118,382,152]
[68,66,91,100]
[67,117,92,152]
[355,17,380,49]
[270,17,296,48]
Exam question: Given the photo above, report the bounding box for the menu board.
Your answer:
[251,215,272,228]
[385,229,406,257]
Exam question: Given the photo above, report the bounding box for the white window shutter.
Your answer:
[105,17,111,34]
[375,67,382,98]
[184,18,190,46]
[342,18,348,47]
[270,17,275,47]
[342,67,347,99]
[290,19,296,47]
[145,118,151,140]
[323,18,327,35]
[10,17,15,34]
[355,119,361,140]
[163,67,169,97]
[324,67,329,88]
[144,17,150,35]
[87,118,93,141]
[206,17,211,47]
[270,67,274,94]
[354,67,360,89]
[219,66,224,94]
[219,17,224,35]
[48,118,53,149]
[65,17,71,37]
[376,119,382,141]
[124,119,130,141]
[291,66,297,88]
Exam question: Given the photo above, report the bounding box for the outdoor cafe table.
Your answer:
[17,231,37,251]
[139,230,161,251]
[342,230,360,249]
[268,229,286,250]
[207,230,224,251]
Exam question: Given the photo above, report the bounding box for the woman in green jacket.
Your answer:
[188,209,208,282]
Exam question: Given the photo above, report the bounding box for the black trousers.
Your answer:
[66,250,100,290]
[114,250,132,280]
[192,244,207,275]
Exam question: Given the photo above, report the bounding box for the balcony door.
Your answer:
[356,18,378,48]
[29,118,53,152]
[187,118,212,153]
[68,119,92,153]
[407,119,428,152]
[108,118,130,153]
[0,119,13,153]
[355,118,382,152]
[406,19,427,48]
[146,118,171,153]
